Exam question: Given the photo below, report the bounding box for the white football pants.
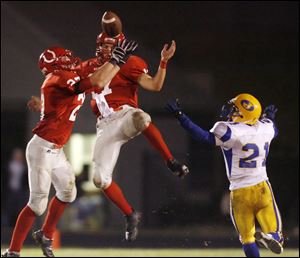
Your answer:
[92,105,148,189]
[26,134,76,216]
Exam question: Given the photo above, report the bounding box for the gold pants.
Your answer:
[230,180,282,244]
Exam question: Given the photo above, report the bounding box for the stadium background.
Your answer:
[1,0,299,252]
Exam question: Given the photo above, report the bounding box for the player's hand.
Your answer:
[161,40,176,62]
[165,98,183,118]
[120,39,138,55]
[27,96,41,112]
[262,105,278,121]
[110,39,138,66]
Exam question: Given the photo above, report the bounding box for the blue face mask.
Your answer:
[220,101,241,121]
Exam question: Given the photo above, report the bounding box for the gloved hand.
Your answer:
[262,105,278,121]
[165,98,183,119]
[110,39,138,66]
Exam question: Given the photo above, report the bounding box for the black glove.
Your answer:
[165,98,184,119]
[262,105,278,121]
[110,39,138,66]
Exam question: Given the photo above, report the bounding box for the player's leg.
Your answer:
[142,118,189,177]
[43,153,76,239]
[230,188,260,257]
[143,122,172,160]
[33,153,76,258]
[123,107,190,177]
[92,115,133,213]
[92,109,143,241]
[255,181,283,254]
[5,136,52,255]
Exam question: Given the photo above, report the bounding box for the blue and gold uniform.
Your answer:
[166,93,283,257]
[210,119,282,245]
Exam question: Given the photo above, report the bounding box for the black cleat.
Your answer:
[1,250,20,257]
[32,230,55,257]
[167,159,189,178]
[124,211,142,242]
[254,231,283,254]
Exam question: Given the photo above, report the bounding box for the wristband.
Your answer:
[160,60,167,69]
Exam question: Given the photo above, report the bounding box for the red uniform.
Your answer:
[32,70,93,146]
[80,56,148,118]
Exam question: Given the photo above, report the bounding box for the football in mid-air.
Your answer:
[101,11,122,37]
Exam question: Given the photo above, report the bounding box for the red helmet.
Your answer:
[95,32,125,63]
[38,46,81,75]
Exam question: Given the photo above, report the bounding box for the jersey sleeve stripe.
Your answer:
[220,126,232,142]
[222,148,233,176]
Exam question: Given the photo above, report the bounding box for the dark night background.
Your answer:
[1,1,299,249]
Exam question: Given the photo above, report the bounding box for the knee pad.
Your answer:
[132,111,151,132]
[56,185,77,203]
[28,192,49,216]
[56,179,77,203]
[92,165,112,190]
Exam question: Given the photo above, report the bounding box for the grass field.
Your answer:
[2,247,298,257]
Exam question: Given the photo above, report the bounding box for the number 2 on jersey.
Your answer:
[239,142,269,168]
[69,93,85,121]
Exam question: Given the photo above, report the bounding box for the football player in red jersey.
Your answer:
[27,33,189,242]
[2,41,138,257]
[79,32,189,242]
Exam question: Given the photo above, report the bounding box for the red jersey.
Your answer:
[81,56,148,118]
[32,70,93,146]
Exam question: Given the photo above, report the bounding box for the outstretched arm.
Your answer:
[261,104,279,138]
[138,40,176,91]
[166,99,216,145]
[89,40,138,88]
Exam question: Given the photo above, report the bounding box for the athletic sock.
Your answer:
[243,242,260,257]
[9,205,36,252]
[142,123,173,161]
[42,196,68,239]
[103,181,133,216]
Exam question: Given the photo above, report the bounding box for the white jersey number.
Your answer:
[69,93,85,121]
[67,76,85,122]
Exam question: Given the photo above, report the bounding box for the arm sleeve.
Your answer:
[260,118,279,139]
[122,56,148,82]
[209,121,234,149]
[55,71,87,93]
[74,77,95,94]
[273,121,279,138]
[178,113,216,145]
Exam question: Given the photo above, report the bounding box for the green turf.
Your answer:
[2,247,299,257]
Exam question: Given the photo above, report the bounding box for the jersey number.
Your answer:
[67,77,85,122]
[239,142,269,168]
[69,93,85,121]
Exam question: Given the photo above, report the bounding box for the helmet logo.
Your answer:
[41,50,56,64]
[241,99,254,111]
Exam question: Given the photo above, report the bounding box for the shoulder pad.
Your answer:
[210,121,232,142]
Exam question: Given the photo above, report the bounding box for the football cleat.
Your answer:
[124,210,142,242]
[254,231,283,254]
[167,159,189,178]
[1,250,20,257]
[32,230,54,257]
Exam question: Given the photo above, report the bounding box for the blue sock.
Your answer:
[243,243,260,257]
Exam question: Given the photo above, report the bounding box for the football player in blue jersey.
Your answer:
[166,93,283,257]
